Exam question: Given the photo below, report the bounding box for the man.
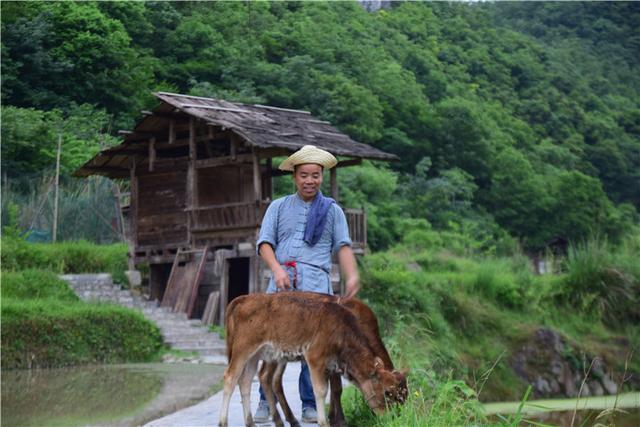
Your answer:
[253,145,360,423]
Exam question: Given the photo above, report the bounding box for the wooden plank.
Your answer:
[130,158,138,246]
[161,248,183,308]
[180,103,251,114]
[194,153,253,169]
[230,136,237,160]
[169,119,175,144]
[330,167,338,201]
[174,249,204,314]
[149,137,156,172]
[186,247,209,317]
[202,291,220,326]
[188,117,196,246]
[253,149,261,202]
[336,158,362,168]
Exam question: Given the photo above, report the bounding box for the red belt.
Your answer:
[283,261,297,289]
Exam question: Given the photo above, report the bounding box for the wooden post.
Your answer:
[113,183,127,243]
[188,117,197,246]
[149,137,156,172]
[129,157,138,248]
[230,136,237,160]
[265,158,273,200]
[52,133,62,242]
[252,149,261,202]
[169,119,175,144]
[330,167,338,201]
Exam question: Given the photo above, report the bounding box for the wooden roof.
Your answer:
[74,92,397,178]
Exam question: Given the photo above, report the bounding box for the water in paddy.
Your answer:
[1,363,225,427]
[484,392,640,426]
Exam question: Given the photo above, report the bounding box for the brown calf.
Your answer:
[218,292,403,427]
[259,294,408,427]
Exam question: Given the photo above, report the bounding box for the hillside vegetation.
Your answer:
[2,1,638,250]
[0,240,163,369]
[1,2,638,423]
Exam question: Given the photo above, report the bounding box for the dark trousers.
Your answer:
[258,360,316,409]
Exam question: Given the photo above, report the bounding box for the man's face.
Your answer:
[294,163,323,202]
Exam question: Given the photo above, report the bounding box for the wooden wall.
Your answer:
[137,171,188,247]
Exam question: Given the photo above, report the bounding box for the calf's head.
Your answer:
[359,358,409,414]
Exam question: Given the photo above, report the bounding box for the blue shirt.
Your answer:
[257,193,352,295]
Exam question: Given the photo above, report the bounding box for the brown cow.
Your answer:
[259,293,408,427]
[218,292,403,427]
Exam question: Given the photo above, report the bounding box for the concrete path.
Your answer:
[144,361,320,427]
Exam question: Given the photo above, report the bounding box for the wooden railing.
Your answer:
[344,207,366,254]
[188,201,366,253]
[189,201,269,232]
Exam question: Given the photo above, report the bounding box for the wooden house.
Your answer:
[74,92,396,324]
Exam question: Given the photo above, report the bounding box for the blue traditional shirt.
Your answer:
[257,193,352,295]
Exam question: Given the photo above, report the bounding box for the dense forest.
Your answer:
[2,1,639,251]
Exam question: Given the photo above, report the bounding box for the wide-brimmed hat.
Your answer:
[278,145,338,171]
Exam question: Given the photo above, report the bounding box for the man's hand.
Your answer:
[342,275,360,301]
[273,265,291,291]
[338,245,360,301]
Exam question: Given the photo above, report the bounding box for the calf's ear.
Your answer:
[394,368,410,377]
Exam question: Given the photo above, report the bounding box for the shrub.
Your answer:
[1,269,79,301]
[1,300,164,369]
[561,237,639,326]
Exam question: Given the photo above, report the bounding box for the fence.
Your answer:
[2,171,126,244]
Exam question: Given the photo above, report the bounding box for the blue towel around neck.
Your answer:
[304,191,336,246]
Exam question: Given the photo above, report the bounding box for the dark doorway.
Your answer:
[227,257,250,303]
[149,263,172,301]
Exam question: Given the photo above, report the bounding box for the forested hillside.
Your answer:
[2,1,639,250]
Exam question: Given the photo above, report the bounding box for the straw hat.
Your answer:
[278,145,338,171]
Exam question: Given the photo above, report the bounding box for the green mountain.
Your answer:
[2,1,638,249]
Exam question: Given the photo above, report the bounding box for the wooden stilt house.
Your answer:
[74,92,396,324]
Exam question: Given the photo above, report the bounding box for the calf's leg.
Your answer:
[259,361,285,427]
[219,349,252,427]
[238,353,261,427]
[305,356,330,427]
[329,373,347,427]
[272,361,301,427]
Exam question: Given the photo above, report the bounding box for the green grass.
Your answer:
[1,269,80,301]
[1,299,164,369]
[0,240,163,369]
[1,236,129,284]
[349,229,640,425]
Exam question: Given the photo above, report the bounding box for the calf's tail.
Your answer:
[224,298,239,362]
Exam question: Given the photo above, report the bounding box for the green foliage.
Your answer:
[2,1,638,250]
[0,245,163,369]
[1,237,128,284]
[1,105,118,178]
[359,228,639,405]
[342,370,516,427]
[559,237,640,326]
[1,270,79,302]
[1,300,163,369]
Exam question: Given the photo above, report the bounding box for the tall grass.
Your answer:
[561,237,639,326]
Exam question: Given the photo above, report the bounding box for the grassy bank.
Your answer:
[1,236,129,284]
[345,228,639,425]
[0,251,163,369]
